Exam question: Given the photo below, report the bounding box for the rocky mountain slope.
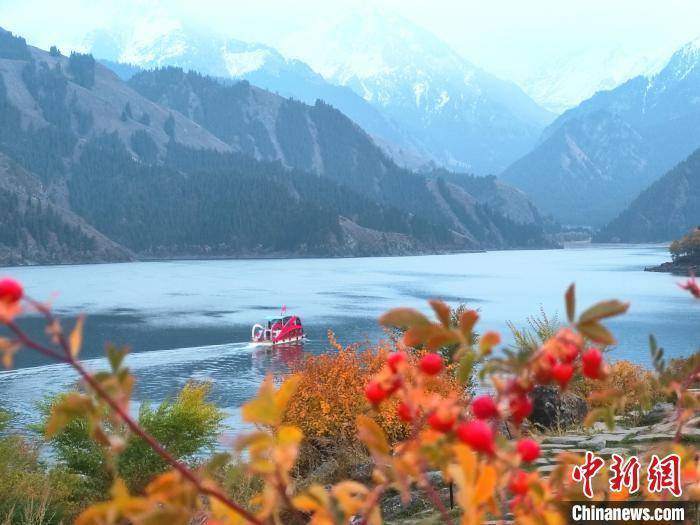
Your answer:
[86,13,554,175]
[597,148,700,242]
[502,36,700,226]
[0,152,130,265]
[0,28,553,264]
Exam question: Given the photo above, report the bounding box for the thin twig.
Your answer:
[6,322,68,363]
[10,315,265,525]
[419,466,454,525]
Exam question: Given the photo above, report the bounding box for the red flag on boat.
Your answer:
[281,304,287,314]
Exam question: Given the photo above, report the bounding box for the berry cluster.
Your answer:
[363,320,610,503]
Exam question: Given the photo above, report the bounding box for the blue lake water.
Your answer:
[0,244,698,439]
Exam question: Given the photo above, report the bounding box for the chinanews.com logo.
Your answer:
[567,503,688,524]
[567,451,690,524]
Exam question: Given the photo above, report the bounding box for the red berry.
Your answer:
[387,351,407,372]
[509,470,530,495]
[509,395,533,425]
[0,278,23,304]
[551,362,574,388]
[364,381,386,406]
[419,353,443,376]
[582,348,604,379]
[427,411,456,433]
[471,395,499,420]
[456,420,495,454]
[582,347,602,368]
[397,401,415,422]
[516,439,540,462]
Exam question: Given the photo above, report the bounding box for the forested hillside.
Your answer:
[0,27,553,264]
[597,148,700,242]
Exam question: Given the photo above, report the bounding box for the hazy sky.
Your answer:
[2,0,699,81]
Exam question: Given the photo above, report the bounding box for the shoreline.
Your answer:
[644,260,697,275]
[0,245,571,270]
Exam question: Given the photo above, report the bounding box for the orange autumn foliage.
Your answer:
[284,331,463,443]
[573,359,663,417]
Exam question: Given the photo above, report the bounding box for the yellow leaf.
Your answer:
[332,481,369,518]
[275,375,300,416]
[474,464,496,506]
[293,485,334,525]
[210,487,246,525]
[46,392,94,437]
[479,331,500,355]
[0,337,20,369]
[459,310,479,336]
[379,307,430,328]
[277,425,303,446]
[565,283,576,323]
[429,300,451,327]
[69,315,85,358]
[242,375,299,426]
[356,414,390,457]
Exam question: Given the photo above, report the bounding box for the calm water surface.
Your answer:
[0,244,697,437]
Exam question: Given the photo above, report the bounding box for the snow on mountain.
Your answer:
[502,34,700,226]
[516,45,670,114]
[84,18,438,170]
[280,10,555,174]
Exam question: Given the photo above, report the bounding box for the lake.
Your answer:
[0,244,698,437]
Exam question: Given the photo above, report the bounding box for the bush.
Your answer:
[0,410,79,524]
[670,228,700,263]
[284,332,464,445]
[42,382,224,495]
[572,360,663,423]
[660,353,700,396]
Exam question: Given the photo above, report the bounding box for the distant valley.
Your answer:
[501,37,700,232]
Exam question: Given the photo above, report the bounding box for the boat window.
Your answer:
[283,316,291,324]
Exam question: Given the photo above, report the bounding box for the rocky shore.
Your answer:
[645,260,697,275]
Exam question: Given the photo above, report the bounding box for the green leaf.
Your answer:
[379,308,430,328]
[106,344,127,372]
[457,352,475,384]
[578,300,629,324]
[649,334,665,374]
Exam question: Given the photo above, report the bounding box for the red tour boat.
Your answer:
[251,306,304,345]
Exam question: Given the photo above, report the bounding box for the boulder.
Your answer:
[528,385,587,430]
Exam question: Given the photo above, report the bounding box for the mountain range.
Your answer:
[0,27,552,265]
[84,12,554,175]
[86,22,432,171]
[501,36,700,228]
